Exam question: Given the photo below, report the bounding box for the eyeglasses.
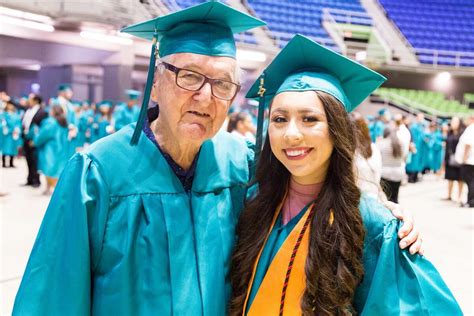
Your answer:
[160,62,240,101]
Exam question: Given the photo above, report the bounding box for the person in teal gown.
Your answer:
[425,122,444,173]
[75,101,91,149]
[230,34,461,315]
[0,108,4,156]
[79,102,95,146]
[406,113,427,182]
[372,108,389,142]
[56,83,79,158]
[1,101,22,167]
[66,100,84,151]
[366,114,376,142]
[13,2,265,315]
[91,101,114,142]
[33,104,69,195]
[113,89,141,131]
[1,102,22,168]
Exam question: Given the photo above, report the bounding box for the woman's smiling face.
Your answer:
[268,91,334,185]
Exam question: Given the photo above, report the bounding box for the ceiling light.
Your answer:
[0,6,53,23]
[0,15,54,32]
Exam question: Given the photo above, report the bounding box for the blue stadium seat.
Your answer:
[380,0,474,66]
[247,0,369,49]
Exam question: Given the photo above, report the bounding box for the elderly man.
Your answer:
[13,2,421,315]
[14,3,263,315]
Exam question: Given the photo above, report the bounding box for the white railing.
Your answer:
[322,8,372,26]
[372,0,415,54]
[321,8,392,62]
[414,48,474,69]
[270,30,337,48]
[320,9,347,54]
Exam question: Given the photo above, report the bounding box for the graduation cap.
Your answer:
[49,97,61,106]
[71,100,82,107]
[246,34,386,165]
[378,108,389,116]
[125,89,141,101]
[58,83,72,92]
[98,100,113,108]
[120,0,265,145]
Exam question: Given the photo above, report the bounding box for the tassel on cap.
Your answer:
[252,74,266,176]
[130,30,159,145]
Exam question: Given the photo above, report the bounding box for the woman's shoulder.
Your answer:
[359,193,398,243]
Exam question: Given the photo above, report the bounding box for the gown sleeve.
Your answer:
[354,210,463,315]
[13,153,110,316]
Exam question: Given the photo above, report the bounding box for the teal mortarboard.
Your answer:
[58,83,72,92]
[49,97,60,106]
[121,0,265,145]
[71,100,82,107]
[378,108,388,116]
[125,89,141,101]
[98,100,113,108]
[246,34,386,167]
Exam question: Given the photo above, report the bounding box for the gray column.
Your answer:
[38,65,73,101]
[102,65,133,103]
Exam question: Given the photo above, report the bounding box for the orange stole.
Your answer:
[242,205,314,316]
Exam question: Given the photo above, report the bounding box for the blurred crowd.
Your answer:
[1,86,473,208]
[0,85,141,194]
[352,109,474,208]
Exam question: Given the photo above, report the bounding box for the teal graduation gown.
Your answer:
[90,114,113,143]
[76,110,93,148]
[0,112,4,152]
[113,105,139,131]
[34,117,70,178]
[247,194,462,315]
[2,112,22,156]
[373,121,385,141]
[13,123,253,315]
[406,122,425,173]
[429,129,444,172]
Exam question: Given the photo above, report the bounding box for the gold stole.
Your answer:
[242,204,314,316]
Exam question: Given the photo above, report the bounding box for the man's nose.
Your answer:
[194,82,213,103]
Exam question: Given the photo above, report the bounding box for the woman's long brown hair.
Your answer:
[230,91,365,315]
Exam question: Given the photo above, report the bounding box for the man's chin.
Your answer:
[180,124,212,142]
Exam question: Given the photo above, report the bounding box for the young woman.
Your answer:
[227,111,257,143]
[230,35,461,315]
[378,127,406,203]
[33,104,69,195]
[353,115,382,199]
[443,116,464,202]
